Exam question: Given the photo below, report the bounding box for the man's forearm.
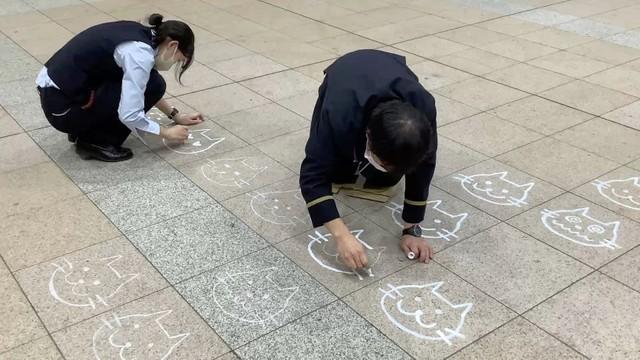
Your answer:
[155,98,173,115]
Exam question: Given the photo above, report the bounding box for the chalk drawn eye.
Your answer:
[83,267,90,272]
[92,280,101,285]
[565,216,581,223]
[435,309,443,315]
[484,181,492,185]
[501,189,509,194]
[623,189,629,193]
[414,297,422,302]
[587,225,605,234]
[434,219,441,224]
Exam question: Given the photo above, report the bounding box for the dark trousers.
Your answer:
[38,70,166,146]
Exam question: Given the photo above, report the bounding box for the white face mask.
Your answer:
[154,45,178,71]
[364,142,388,173]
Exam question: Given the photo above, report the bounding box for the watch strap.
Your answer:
[168,107,179,120]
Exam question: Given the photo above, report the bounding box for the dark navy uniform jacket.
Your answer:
[300,49,437,228]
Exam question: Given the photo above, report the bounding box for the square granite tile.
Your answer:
[477,37,557,61]
[448,317,585,360]
[255,129,308,174]
[438,223,591,313]
[88,169,213,234]
[164,61,232,97]
[344,262,516,359]
[475,17,545,36]
[236,301,410,360]
[15,237,168,331]
[179,146,294,201]
[0,162,82,218]
[241,70,320,101]
[437,26,510,47]
[276,213,410,297]
[0,133,49,173]
[30,127,175,193]
[585,66,640,98]
[497,138,621,190]
[196,40,253,66]
[485,63,572,93]
[128,204,268,284]
[433,94,481,127]
[211,54,288,81]
[52,287,230,359]
[0,337,62,360]
[222,176,352,244]
[555,18,625,39]
[434,159,564,220]
[490,95,593,135]
[175,246,336,348]
[519,28,593,49]
[440,113,543,157]
[568,40,640,65]
[528,51,612,78]
[356,15,462,44]
[601,246,640,291]
[362,186,498,251]
[0,196,120,271]
[552,118,640,163]
[539,80,637,116]
[573,166,640,223]
[435,48,517,76]
[178,83,271,119]
[603,100,640,130]
[508,192,640,268]
[0,108,23,138]
[395,36,469,59]
[276,91,317,120]
[433,137,488,180]
[0,263,46,353]
[213,103,308,144]
[435,78,528,111]
[310,33,383,56]
[410,60,474,91]
[524,273,640,360]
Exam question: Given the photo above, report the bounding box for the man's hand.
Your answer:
[174,112,204,125]
[336,232,368,271]
[401,235,433,263]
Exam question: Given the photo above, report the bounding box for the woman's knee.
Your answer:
[145,70,167,106]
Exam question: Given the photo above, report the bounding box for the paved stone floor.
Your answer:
[1,0,640,359]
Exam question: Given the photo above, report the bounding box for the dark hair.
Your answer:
[148,13,195,84]
[367,100,435,173]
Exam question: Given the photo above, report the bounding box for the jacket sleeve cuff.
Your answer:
[402,200,426,224]
[307,196,340,228]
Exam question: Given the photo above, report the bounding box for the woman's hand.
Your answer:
[174,112,204,125]
[160,125,189,142]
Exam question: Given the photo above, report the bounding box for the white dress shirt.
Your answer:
[36,41,161,138]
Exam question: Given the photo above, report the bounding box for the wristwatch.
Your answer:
[168,107,179,120]
[402,224,422,238]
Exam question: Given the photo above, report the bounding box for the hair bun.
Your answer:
[148,13,164,27]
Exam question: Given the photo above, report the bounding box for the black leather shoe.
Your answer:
[75,141,133,162]
[67,134,78,143]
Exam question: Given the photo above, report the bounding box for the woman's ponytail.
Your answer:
[148,13,164,27]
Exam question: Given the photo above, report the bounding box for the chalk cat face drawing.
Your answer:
[453,172,534,207]
[593,177,640,211]
[387,201,468,242]
[248,189,309,226]
[201,157,267,188]
[541,207,621,250]
[163,129,225,155]
[92,310,189,360]
[379,282,472,345]
[212,268,298,327]
[49,256,138,309]
[307,230,385,280]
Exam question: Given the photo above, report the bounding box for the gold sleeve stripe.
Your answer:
[306,195,334,208]
[404,199,427,206]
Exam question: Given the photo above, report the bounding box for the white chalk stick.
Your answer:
[407,252,416,260]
